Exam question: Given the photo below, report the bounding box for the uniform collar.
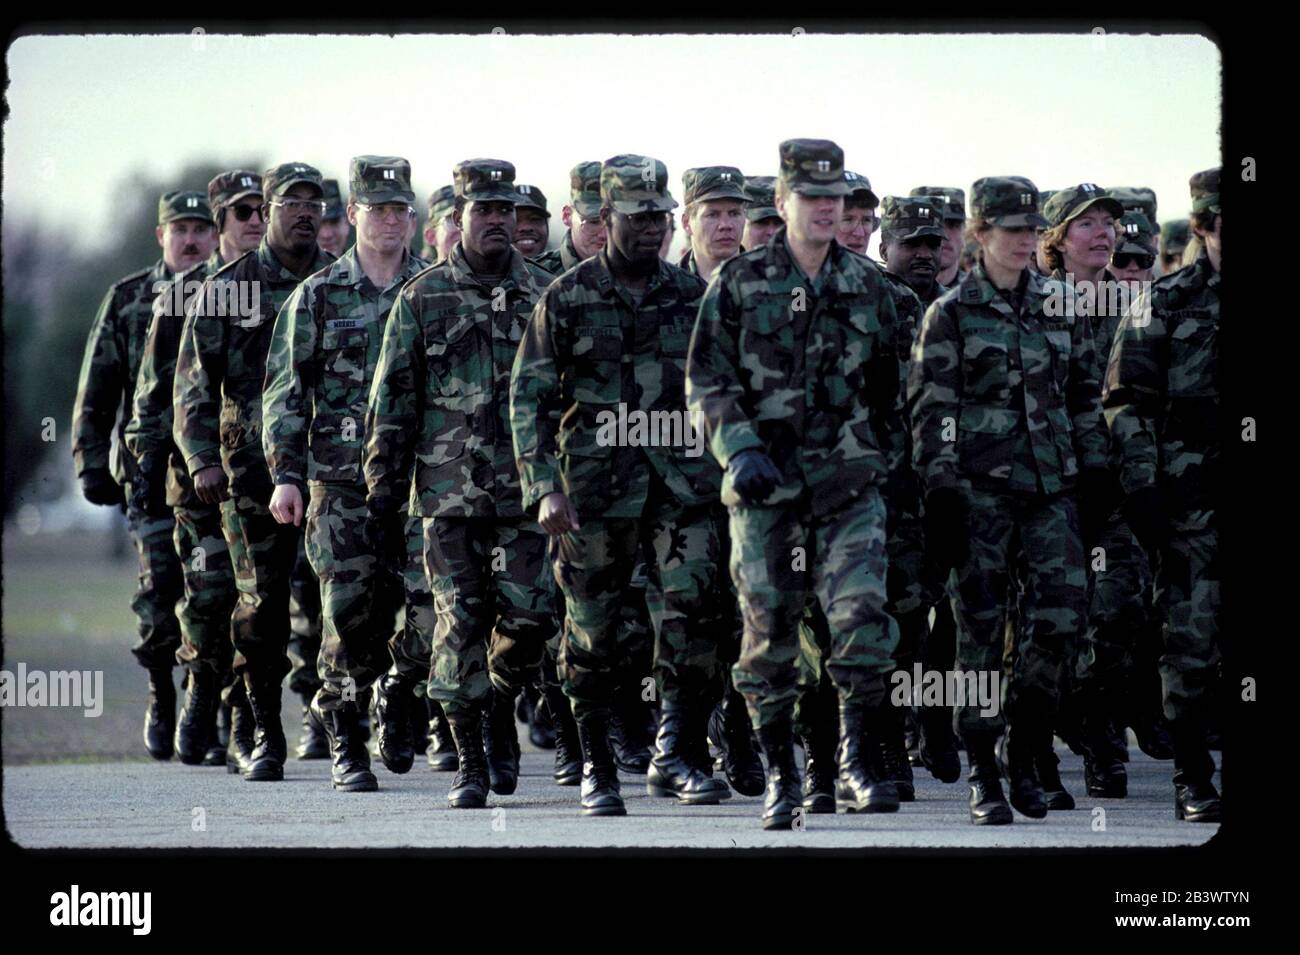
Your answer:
[322,244,423,290]
[447,241,533,293]
[593,249,672,303]
[256,239,330,282]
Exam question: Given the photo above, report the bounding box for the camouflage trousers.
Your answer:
[730,487,898,733]
[1079,512,1155,691]
[424,516,556,717]
[287,535,323,697]
[171,503,237,675]
[555,479,722,721]
[125,504,183,671]
[390,513,438,695]
[541,564,653,696]
[949,487,1087,738]
[1151,523,1221,724]
[219,492,299,681]
[304,484,402,710]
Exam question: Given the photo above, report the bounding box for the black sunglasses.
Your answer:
[1112,252,1154,270]
[231,204,265,223]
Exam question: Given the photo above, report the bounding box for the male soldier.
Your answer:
[511,154,731,816]
[531,162,606,276]
[679,166,747,281]
[174,162,334,783]
[910,186,967,289]
[365,159,557,808]
[513,184,551,259]
[741,175,783,252]
[688,139,905,829]
[123,171,262,768]
[836,170,878,256]
[73,190,216,761]
[422,185,461,265]
[317,179,350,257]
[1103,168,1222,823]
[262,156,429,791]
[1159,219,1191,276]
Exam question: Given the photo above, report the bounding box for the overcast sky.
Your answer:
[4,30,1220,258]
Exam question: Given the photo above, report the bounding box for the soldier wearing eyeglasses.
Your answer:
[173,162,334,784]
[531,162,607,277]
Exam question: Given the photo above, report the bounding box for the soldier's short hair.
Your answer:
[844,193,877,212]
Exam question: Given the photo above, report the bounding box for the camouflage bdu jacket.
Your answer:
[510,251,720,520]
[73,259,175,487]
[530,231,584,277]
[908,262,1108,496]
[363,244,553,517]
[125,257,222,509]
[263,246,428,492]
[1104,252,1219,528]
[174,241,335,501]
[686,232,904,517]
[878,266,928,514]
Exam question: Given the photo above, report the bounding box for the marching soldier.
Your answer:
[679,165,747,281]
[512,183,551,259]
[421,185,461,265]
[317,179,350,257]
[531,162,606,277]
[1159,219,1191,276]
[836,170,878,256]
[740,175,783,253]
[910,186,968,289]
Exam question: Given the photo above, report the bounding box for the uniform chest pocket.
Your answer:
[741,294,797,337]
[572,327,623,404]
[1041,324,1073,393]
[426,312,484,400]
[960,322,1011,403]
[1167,312,1217,398]
[319,326,369,390]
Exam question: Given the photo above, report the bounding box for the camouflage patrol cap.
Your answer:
[744,175,779,221]
[1038,189,1057,209]
[321,179,345,219]
[158,190,215,225]
[1190,168,1220,214]
[1109,186,1158,225]
[843,171,878,207]
[207,169,262,209]
[1114,211,1158,256]
[879,196,946,241]
[909,186,966,222]
[350,156,416,206]
[453,158,518,203]
[682,166,748,206]
[427,185,458,223]
[600,155,678,214]
[969,176,1049,228]
[262,162,324,199]
[514,184,551,217]
[1043,183,1125,228]
[569,161,604,218]
[1160,218,1191,254]
[778,139,851,197]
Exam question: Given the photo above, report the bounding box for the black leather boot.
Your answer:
[647,701,730,803]
[801,730,837,814]
[543,685,582,786]
[1035,741,1076,810]
[1082,713,1128,798]
[835,699,899,813]
[445,709,490,808]
[426,698,459,772]
[528,685,557,749]
[374,672,415,774]
[241,671,286,782]
[296,690,329,760]
[143,667,176,760]
[917,704,962,783]
[756,719,802,829]
[707,684,765,797]
[482,687,521,795]
[877,704,916,802]
[215,694,232,749]
[608,679,653,774]
[1172,720,1221,823]
[226,683,256,775]
[576,713,625,816]
[964,731,1013,825]
[1004,723,1048,818]
[175,665,218,765]
[311,694,378,792]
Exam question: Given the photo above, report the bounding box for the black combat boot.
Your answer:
[904,709,922,766]
[543,685,582,786]
[964,731,1013,825]
[1004,723,1048,818]
[143,667,177,760]
[311,694,378,792]
[295,690,329,760]
[426,698,459,772]
[608,678,653,773]
[1082,710,1128,798]
[445,709,490,808]
[528,685,556,750]
[241,671,286,782]
[708,684,765,797]
[410,695,430,756]
[801,725,837,814]
[756,719,802,830]
[576,713,625,816]
[175,665,218,765]
[1172,720,1221,823]
[647,701,731,804]
[482,687,521,795]
[226,682,256,775]
[877,704,916,802]
[917,704,962,783]
[835,699,899,813]
[374,672,415,774]
[1035,741,1076,810]
[215,694,232,749]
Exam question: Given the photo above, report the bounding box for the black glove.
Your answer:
[923,486,970,575]
[1120,485,1168,557]
[1077,467,1120,549]
[80,467,125,508]
[728,449,782,507]
[365,495,406,562]
[129,455,169,515]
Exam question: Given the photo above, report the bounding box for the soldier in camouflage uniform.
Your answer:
[1158,219,1191,276]
[365,158,557,809]
[316,179,350,258]
[1103,168,1222,824]
[421,185,461,265]
[679,166,747,281]
[511,154,731,816]
[512,183,551,259]
[174,162,335,783]
[530,162,606,277]
[123,170,265,769]
[1109,186,1158,228]
[835,170,878,256]
[741,175,783,253]
[263,156,430,792]
[688,139,905,829]
[909,176,1111,825]
[911,187,968,291]
[73,190,217,761]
